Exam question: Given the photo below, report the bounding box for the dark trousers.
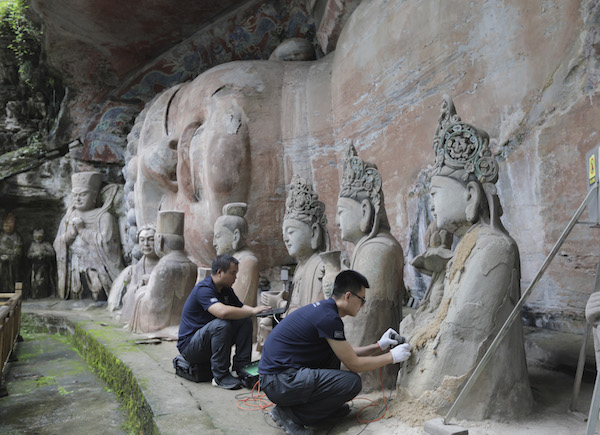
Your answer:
[260,368,362,426]
[181,317,252,380]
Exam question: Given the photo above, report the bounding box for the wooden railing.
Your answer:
[0,283,22,397]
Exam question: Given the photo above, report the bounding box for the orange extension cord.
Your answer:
[236,367,389,424]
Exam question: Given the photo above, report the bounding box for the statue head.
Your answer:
[2,213,15,234]
[33,228,44,242]
[213,202,249,256]
[429,95,503,236]
[155,211,185,257]
[282,175,329,260]
[336,141,390,244]
[136,224,158,259]
[71,172,102,212]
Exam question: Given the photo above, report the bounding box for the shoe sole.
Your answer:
[270,408,313,435]
[211,378,241,390]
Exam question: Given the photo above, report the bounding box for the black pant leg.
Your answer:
[230,317,253,372]
[181,318,233,380]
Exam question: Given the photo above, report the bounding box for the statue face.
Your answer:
[33,230,44,242]
[2,220,14,234]
[72,189,97,211]
[282,219,313,260]
[213,221,235,256]
[138,228,156,257]
[336,197,364,244]
[430,175,469,233]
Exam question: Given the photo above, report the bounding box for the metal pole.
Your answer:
[444,184,598,424]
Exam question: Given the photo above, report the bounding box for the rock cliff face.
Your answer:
[1,0,598,334]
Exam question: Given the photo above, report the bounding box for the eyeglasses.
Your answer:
[349,292,366,306]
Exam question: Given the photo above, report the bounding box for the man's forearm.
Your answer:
[354,343,384,356]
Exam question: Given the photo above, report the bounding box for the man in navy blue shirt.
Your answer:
[178,254,268,389]
[259,270,412,434]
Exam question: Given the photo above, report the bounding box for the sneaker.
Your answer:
[269,406,314,435]
[211,373,242,390]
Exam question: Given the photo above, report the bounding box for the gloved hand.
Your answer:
[378,328,399,351]
[390,343,412,363]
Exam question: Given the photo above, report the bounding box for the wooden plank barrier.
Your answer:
[0,283,23,397]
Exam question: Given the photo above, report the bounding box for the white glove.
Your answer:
[377,328,399,351]
[390,343,412,363]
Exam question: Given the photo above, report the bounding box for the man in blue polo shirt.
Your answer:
[259,270,412,434]
[178,254,269,389]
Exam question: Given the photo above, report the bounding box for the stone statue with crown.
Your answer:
[397,96,532,421]
[54,172,123,300]
[257,175,337,350]
[128,210,197,334]
[335,142,405,391]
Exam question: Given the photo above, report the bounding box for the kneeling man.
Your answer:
[178,254,268,389]
[259,270,411,433]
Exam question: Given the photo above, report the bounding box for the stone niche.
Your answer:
[123,0,599,335]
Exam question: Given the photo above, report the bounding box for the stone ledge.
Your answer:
[21,306,220,435]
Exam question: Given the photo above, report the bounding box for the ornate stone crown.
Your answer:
[339,141,382,211]
[284,175,327,228]
[432,95,498,184]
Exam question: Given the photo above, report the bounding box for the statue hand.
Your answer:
[72,217,84,231]
[586,292,600,326]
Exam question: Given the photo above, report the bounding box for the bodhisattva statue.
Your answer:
[27,229,56,298]
[54,172,123,300]
[109,224,159,315]
[213,202,259,307]
[336,142,405,390]
[0,213,23,293]
[257,175,332,350]
[128,211,197,334]
[397,96,532,420]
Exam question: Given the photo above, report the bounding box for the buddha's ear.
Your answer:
[465,181,482,223]
[310,223,322,251]
[232,228,241,251]
[360,199,373,233]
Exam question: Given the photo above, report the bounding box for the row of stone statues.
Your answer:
[0,213,56,298]
[5,94,532,420]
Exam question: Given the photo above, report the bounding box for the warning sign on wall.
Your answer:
[586,145,600,224]
[590,152,597,186]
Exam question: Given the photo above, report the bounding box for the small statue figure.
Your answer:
[0,213,23,293]
[27,229,56,298]
[109,224,159,316]
[53,172,123,300]
[213,203,259,307]
[128,211,197,334]
[336,141,405,390]
[257,175,333,350]
[397,95,532,420]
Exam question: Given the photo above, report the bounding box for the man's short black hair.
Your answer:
[211,254,239,274]
[332,270,369,298]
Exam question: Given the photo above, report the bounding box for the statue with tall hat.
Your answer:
[397,95,532,421]
[257,175,337,350]
[213,203,259,307]
[53,171,123,300]
[129,210,197,334]
[109,223,159,315]
[335,141,405,391]
[0,212,23,293]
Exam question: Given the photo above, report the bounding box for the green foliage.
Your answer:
[0,0,41,85]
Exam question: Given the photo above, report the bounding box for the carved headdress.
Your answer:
[216,202,249,239]
[284,175,329,251]
[432,95,498,184]
[432,95,505,231]
[339,141,390,239]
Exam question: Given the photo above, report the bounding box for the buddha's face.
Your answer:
[33,230,44,242]
[138,228,156,257]
[336,197,364,244]
[72,189,96,211]
[213,221,235,256]
[430,175,469,233]
[282,218,313,260]
[3,219,14,234]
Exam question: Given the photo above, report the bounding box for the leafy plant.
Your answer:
[0,0,41,85]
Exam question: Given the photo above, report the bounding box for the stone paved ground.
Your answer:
[1,300,596,435]
[0,333,127,435]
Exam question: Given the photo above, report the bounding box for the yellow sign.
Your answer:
[590,153,597,185]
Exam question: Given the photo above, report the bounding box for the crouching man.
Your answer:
[258,270,411,433]
[177,254,269,389]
